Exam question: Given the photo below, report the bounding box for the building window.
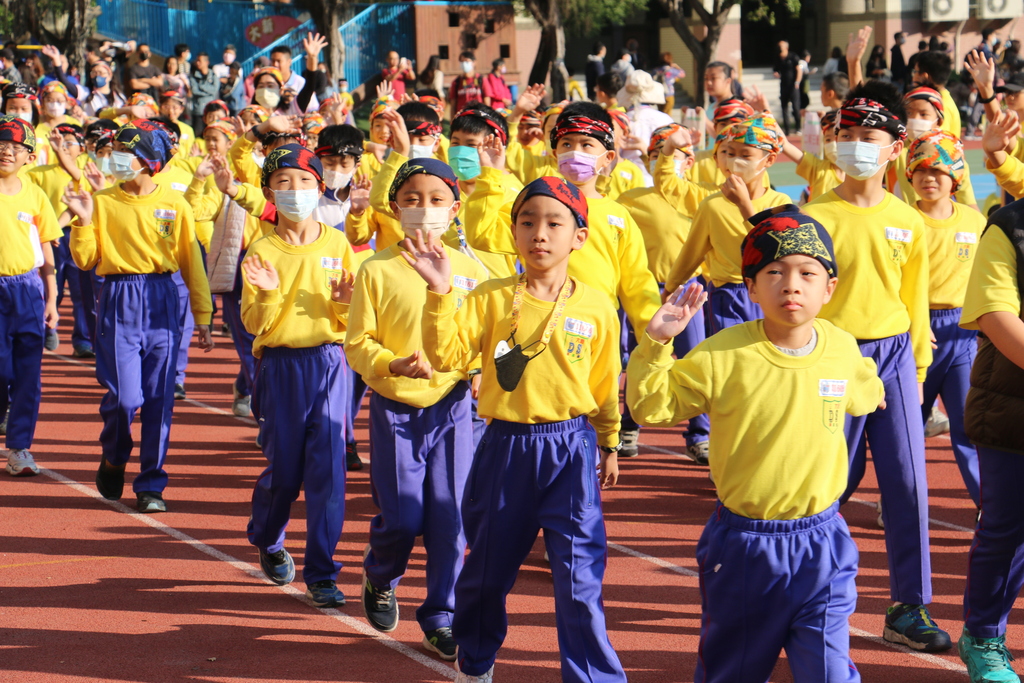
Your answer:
[499,44,510,59]
[448,12,460,28]
[464,33,478,49]
[439,45,449,60]
[485,19,495,33]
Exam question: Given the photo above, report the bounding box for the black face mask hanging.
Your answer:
[493,337,545,392]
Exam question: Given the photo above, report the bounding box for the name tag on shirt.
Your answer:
[170,182,188,193]
[564,317,595,339]
[154,209,176,238]
[321,257,345,270]
[17,211,35,225]
[819,379,847,397]
[608,215,625,229]
[452,275,477,291]
[618,170,632,179]
[954,232,977,244]
[884,227,912,243]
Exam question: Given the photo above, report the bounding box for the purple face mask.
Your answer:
[557,150,600,183]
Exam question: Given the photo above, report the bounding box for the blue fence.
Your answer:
[95,0,303,63]
[339,3,415,88]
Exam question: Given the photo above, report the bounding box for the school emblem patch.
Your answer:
[563,317,594,364]
[884,227,912,264]
[954,232,977,262]
[321,256,346,289]
[822,399,842,434]
[154,209,176,238]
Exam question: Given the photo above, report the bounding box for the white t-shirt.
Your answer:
[621,105,674,167]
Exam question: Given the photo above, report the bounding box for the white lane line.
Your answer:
[848,498,975,535]
[37,467,456,680]
[607,542,699,578]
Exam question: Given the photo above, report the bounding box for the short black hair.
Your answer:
[845,80,905,124]
[396,101,439,128]
[459,50,475,61]
[595,71,622,95]
[916,50,953,86]
[0,48,13,61]
[317,124,364,156]
[556,102,613,149]
[174,43,189,58]
[270,45,292,57]
[86,118,119,139]
[592,41,605,54]
[451,102,509,141]
[822,72,850,100]
[982,28,994,41]
[918,40,928,50]
[706,61,734,79]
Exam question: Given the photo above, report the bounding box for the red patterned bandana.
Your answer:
[511,176,589,228]
[903,86,945,124]
[550,115,615,151]
[741,204,837,280]
[454,107,508,145]
[0,115,36,151]
[408,120,442,138]
[837,98,907,141]
[261,143,324,188]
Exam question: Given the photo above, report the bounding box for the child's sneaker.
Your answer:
[619,429,639,457]
[305,580,346,607]
[346,441,363,471]
[362,575,399,632]
[136,491,166,513]
[72,344,96,359]
[232,387,252,417]
[423,626,457,661]
[259,548,295,585]
[958,628,1019,683]
[883,603,952,652]
[455,657,494,682]
[174,383,186,400]
[44,328,59,351]
[5,449,39,476]
[687,440,710,465]
[96,459,126,500]
[925,405,951,437]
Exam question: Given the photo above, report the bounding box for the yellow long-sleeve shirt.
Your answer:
[796,154,842,201]
[505,120,557,185]
[940,88,962,140]
[988,153,1024,199]
[241,224,354,357]
[184,175,268,251]
[26,162,93,217]
[627,320,884,519]
[228,134,263,187]
[423,276,622,447]
[803,190,932,380]
[70,183,213,325]
[154,164,213,249]
[462,184,661,331]
[960,227,1021,330]
[0,179,62,277]
[597,158,646,202]
[915,202,986,309]
[369,153,519,280]
[345,244,489,408]
[666,188,791,291]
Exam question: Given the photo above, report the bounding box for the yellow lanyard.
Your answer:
[508,273,573,352]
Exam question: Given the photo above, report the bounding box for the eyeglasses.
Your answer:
[0,142,29,155]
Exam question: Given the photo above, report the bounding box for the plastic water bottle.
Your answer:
[803,110,821,158]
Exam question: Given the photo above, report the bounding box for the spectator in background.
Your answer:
[820,71,849,109]
[381,50,415,99]
[867,44,888,79]
[270,44,317,114]
[189,51,218,132]
[222,62,246,113]
[653,52,685,115]
[797,49,815,116]
[482,58,513,109]
[823,46,843,76]
[616,69,673,167]
[891,32,907,91]
[213,45,236,82]
[929,36,941,51]
[594,71,622,109]
[772,40,800,135]
[162,55,189,100]
[1003,40,1023,75]
[82,59,125,117]
[0,49,21,83]
[448,50,483,112]
[585,42,606,100]
[626,38,646,71]
[126,43,163,99]
[611,48,634,80]
[174,43,191,77]
[417,55,445,98]
[907,40,930,81]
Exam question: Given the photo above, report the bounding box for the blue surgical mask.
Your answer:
[97,156,112,175]
[834,140,893,180]
[110,151,140,181]
[447,145,481,181]
[273,188,320,222]
[94,75,108,88]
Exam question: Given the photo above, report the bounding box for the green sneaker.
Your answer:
[959,628,1019,683]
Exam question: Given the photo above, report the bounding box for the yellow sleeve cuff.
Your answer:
[254,287,282,305]
[373,350,399,378]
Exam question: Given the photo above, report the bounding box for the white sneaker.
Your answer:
[232,390,252,418]
[924,406,950,438]
[876,499,884,528]
[6,449,39,476]
[455,658,493,683]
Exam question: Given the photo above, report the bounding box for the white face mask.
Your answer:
[409,143,435,159]
[834,140,894,180]
[15,111,32,124]
[905,118,936,140]
[727,155,766,183]
[648,157,685,178]
[461,61,474,74]
[251,151,265,168]
[223,52,236,65]
[45,102,66,118]
[273,188,320,222]
[823,140,838,164]
[255,87,281,109]
[323,170,353,190]
[111,151,140,181]
[399,204,455,240]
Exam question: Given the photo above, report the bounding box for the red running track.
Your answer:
[1,314,1019,682]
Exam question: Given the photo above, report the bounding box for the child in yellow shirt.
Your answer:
[405,177,625,683]
[65,120,214,513]
[239,143,355,609]
[0,117,60,477]
[627,206,883,683]
[777,110,845,201]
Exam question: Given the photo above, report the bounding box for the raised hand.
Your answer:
[349,175,372,214]
[983,110,1020,156]
[400,228,452,293]
[665,126,692,154]
[376,79,394,102]
[210,154,236,195]
[303,31,328,57]
[513,83,546,117]
[329,268,355,303]
[128,104,154,119]
[62,183,94,224]
[720,174,753,215]
[389,349,434,379]
[847,26,872,64]
[83,161,107,190]
[965,49,996,91]
[744,84,769,113]
[478,134,506,170]
[241,254,280,290]
[379,108,410,156]
[646,282,708,345]
[195,153,215,179]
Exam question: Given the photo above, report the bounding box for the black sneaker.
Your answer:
[44,329,59,351]
[174,383,186,400]
[72,344,96,359]
[346,441,363,471]
[423,626,457,661]
[259,548,295,585]
[96,459,126,501]
[305,579,346,608]
[362,576,398,632]
[136,491,166,513]
[883,603,952,652]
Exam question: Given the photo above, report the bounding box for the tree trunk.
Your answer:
[524,0,564,92]
[659,0,739,105]
[305,0,346,84]
[63,0,100,71]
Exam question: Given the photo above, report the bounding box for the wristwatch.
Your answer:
[599,444,621,454]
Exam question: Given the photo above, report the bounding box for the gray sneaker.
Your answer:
[925,406,950,438]
[686,440,710,466]
[232,387,252,418]
[5,449,39,476]
[619,429,639,457]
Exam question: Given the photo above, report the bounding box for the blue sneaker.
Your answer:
[959,628,1019,682]
[305,579,346,608]
[259,548,295,585]
[883,603,952,652]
